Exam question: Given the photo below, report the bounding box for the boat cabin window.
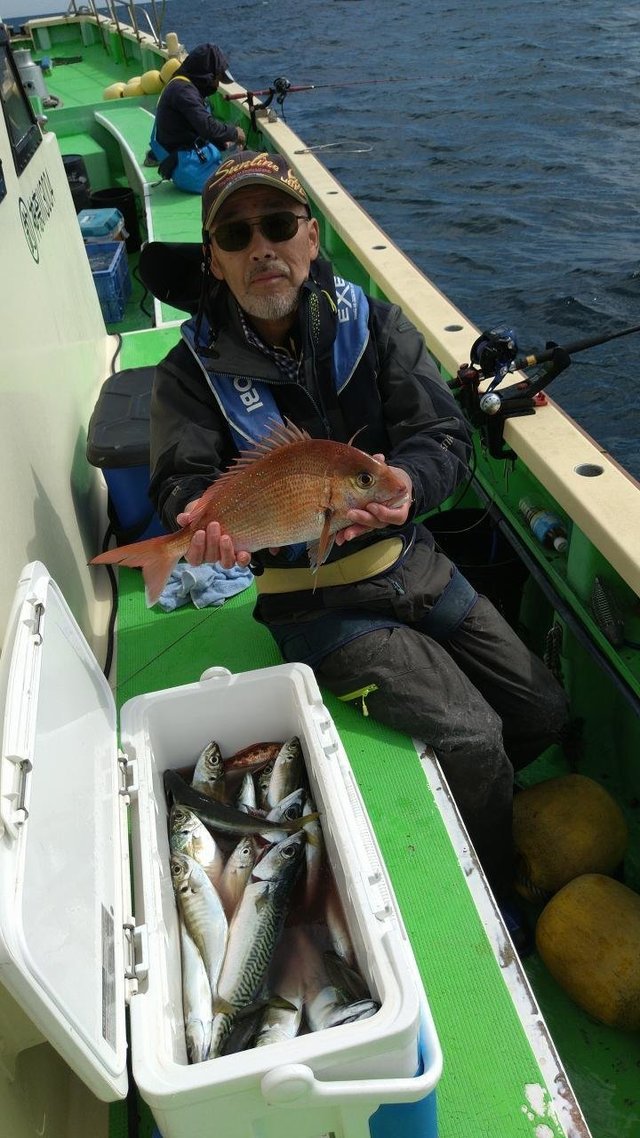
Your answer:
[0,27,41,178]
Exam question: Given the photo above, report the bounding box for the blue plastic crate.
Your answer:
[86,239,131,323]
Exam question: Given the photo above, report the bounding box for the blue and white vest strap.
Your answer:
[181,276,369,451]
[331,275,370,394]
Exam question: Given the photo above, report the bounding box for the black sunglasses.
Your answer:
[211,210,309,252]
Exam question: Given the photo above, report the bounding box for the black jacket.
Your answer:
[154,45,237,152]
[149,263,472,564]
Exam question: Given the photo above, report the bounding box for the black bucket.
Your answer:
[90,186,141,252]
[62,153,91,212]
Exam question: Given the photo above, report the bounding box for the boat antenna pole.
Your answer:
[452,320,640,459]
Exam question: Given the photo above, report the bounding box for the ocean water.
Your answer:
[157,0,640,477]
[11,0,639,476]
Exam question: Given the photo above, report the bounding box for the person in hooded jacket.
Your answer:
[149,43,246,193]
[148,150,569,903]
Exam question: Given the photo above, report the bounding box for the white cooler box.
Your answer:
[0,562,442,1138]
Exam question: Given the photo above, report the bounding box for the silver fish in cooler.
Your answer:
[169,804,225,887]
[192,740,226,801]
[210,831,307,1057]
[164,767,313,837]
[266,736,305,809]
[217,834,258,919]
[170,852,228,1001]
[179,917,214,1064]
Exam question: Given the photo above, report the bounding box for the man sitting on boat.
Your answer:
[148,150,569,900]
[148,42,246,193]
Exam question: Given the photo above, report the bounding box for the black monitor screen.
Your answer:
[0,29,41,174]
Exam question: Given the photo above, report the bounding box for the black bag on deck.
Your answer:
[86,367,166,544]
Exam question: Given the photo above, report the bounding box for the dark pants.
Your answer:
[258,533,569,896]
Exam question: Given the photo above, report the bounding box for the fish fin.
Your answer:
[269,996,298,1012]
[307,510,335,574]
[347,425,368,447]
[258,826,287,844]
[215,418,312,483]
[323,951,369,1000]
[213,997,237,1017]
[293,810,320,831]
[90,534,183,607]
[180,480,222,527]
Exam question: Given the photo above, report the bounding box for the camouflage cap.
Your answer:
[202,150,308,233]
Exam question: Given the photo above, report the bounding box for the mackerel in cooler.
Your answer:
[0,561,443,1138]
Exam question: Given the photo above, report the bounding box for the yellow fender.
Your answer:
[536,873,640,1030]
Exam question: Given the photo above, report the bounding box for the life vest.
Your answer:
[181,276,370,449]
[180,276,478,660]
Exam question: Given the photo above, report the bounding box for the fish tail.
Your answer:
[90,533,186,607]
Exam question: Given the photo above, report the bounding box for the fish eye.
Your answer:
[356,471,375,489]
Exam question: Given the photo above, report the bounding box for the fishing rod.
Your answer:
[223,75,410,102]
[223,74,415,128]
[509,321,640,372]
[453,320,640,460]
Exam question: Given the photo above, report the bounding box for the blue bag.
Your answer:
[172,141,223,194]
[149,120,222,195]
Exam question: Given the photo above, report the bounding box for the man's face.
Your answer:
[208,186,319,327]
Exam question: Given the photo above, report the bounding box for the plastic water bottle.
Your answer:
[519,499,568,552]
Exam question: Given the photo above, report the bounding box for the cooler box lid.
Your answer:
[0,561,128,1102]
[78,206,124,238]
[86,366,156,468]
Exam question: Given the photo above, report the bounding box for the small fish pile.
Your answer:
[90,419,409,605]
[165,734,380,1063]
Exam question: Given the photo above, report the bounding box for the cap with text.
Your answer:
[203,151,309,233]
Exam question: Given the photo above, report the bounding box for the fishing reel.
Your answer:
[240,77,294,128]
[470,327,519,381]
[452,326,572,459]
[272,76,292,103]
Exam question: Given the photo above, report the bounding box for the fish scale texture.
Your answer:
[114,567,567,1138]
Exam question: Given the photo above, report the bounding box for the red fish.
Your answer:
[90,420,409,605]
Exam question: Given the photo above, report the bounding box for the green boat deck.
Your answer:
[33,34,640,1138]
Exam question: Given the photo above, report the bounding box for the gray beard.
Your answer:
[241,285,300,322]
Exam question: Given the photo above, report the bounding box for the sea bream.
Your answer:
[89,420,410,605]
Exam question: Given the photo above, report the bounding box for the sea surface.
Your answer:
[11,0,639,476]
